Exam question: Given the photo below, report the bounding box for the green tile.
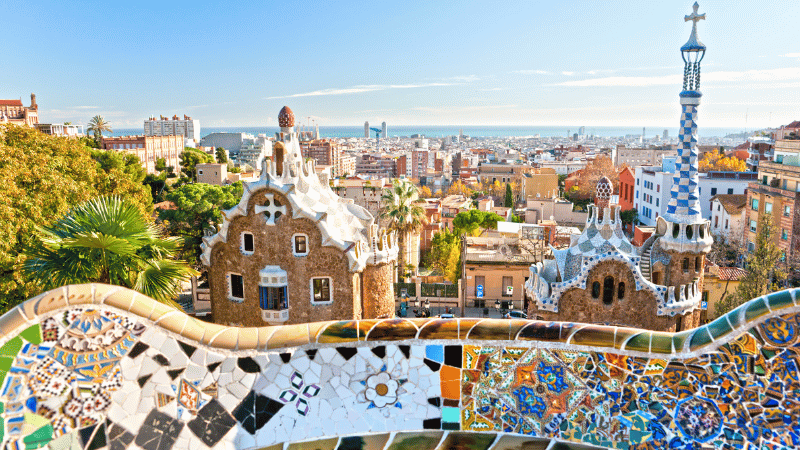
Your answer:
[23,424,53,449]
[766,290,795,311]
[649,332,673,354]
[744,297,770,323]
[624,332,651,352]
[689,326,714,351]
[672,330,693,354]
[0,356,13,372]
[19,325,41,345]
[0,337,22,358]
[706,316,734,340]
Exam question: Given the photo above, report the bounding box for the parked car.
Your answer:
[503,310,527,319]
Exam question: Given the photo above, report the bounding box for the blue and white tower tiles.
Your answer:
[666,2,706,224]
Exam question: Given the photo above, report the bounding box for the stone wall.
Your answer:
[2,283,800,450]
[532,260,679,330]
[209,188,357,326]
[361,262,394,319]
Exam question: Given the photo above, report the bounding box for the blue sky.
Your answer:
[2,0,798,129]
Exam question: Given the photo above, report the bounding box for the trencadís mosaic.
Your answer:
[0,284,798,449]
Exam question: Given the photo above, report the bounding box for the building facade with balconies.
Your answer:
[745,160,800,259]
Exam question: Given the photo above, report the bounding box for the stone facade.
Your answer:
[208,190,360,325]
[203,107,398,327]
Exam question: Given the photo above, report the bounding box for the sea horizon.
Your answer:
[106,125,753,140]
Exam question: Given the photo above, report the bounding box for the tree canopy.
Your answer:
[23,196,196,308]
[159,182,243,267]
[0,124,151,312]
[424,229,461,283]
[573,155,617,200]
[215,147,228,164]
[86,115,112,141]
[504,183,514,207]
[699,149,747,172]
[717,214,785,316]
[452,210,503,236]
[180,147,214,182]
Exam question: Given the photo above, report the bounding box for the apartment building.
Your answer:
[634,161,756,226]
[614,145,677,167]
[144,115,200,142]
[709,194,746,243]
[101,135,184,174]
[744,141,800,258]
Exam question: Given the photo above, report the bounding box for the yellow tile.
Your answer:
[268,323,311,349]
[206,327,239,350]
[237,327,259,350]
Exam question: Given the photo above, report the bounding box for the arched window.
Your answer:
[682,258,689,272]
[603,276,614,305]
[618,282,625,299]
[695,256,701,271]
[591,281,601,298]
[686,225,693,239]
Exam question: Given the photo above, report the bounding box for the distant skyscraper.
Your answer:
[381,121,387,138]
[643,127,646,140]
[364,121,369,138]
[578,126,585,136]
[663,129,669,140]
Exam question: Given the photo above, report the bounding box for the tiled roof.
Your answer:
[786,120,800,129]
[718,266,747,281]
[710,194,747,215]
[0,99,23,106]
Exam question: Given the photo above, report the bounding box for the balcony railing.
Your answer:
[261,309,289,324]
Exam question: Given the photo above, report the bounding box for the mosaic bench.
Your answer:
[0,283,798,449]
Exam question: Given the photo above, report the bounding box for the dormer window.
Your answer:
[293,234,309,256]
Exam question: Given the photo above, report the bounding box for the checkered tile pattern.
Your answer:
[666,104,701,220]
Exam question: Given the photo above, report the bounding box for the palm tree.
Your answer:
[23,196,197,308]
[380,179,428,280]
[87,115,112,142]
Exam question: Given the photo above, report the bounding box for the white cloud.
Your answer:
[780,53,800,57]
[480,87,504,91]
[561,71,575,76]
[410,104,517,113]
[265,82,463,99]
[556,74,680,87]
[511,69,549,75]
[555,67,800,87]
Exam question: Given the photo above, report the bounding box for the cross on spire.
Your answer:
[685,2,705,26]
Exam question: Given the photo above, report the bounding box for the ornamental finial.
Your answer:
[685,2,705,25]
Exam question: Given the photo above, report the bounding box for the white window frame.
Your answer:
[241,232,255,255]
[310,277,333,305]
[292,233,309,257]
[228,272,245,303]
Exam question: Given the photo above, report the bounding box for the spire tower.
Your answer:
[665,2,706,223]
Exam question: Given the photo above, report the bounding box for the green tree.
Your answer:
[180,147,214,182]
[717,214,785,316]
[215,147,228,164]
[452,210,503,236]
[159,182,243,266]
[380,179,428,280]
[0,124,152,312]
[424,229,461,283]
[504,183,514,207]
[155,157,167,173]
[619,209,639,226]
[22,196,196,308]
[86,115,112,141]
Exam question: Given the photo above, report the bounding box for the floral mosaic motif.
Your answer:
[359,365,407,409]
[674,396,723,443]
[278,371,320,416]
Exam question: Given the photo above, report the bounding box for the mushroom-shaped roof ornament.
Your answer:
[596,176,613,200]
[278,106,295,128]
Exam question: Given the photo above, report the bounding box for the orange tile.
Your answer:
[440,364,460,382]
[442,379,461,400]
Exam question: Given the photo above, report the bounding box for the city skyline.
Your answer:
[2,0,798,129]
